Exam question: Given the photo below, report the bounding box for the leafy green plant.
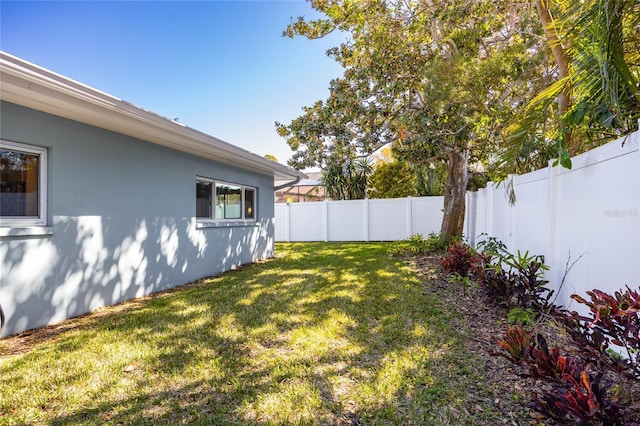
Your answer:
[447,272,473,296]
[507,307,537,326]
[368,160,418,199]
[425,232,456,253]
[475,238,554,312]
[390,232,454,257]
[476,235,508,266]
[509,253,553,312]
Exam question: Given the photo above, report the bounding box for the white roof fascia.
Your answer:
[0,51,304,181]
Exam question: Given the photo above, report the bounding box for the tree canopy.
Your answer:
[276,0,640,237]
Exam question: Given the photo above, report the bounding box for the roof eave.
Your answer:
[0,51,304,182]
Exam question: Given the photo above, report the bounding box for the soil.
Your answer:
[409,253,640,426]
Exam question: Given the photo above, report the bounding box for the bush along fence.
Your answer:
[433,236,640,425]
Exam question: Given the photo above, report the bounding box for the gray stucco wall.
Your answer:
[0,101,275,337]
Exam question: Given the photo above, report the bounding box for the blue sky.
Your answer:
[0,0,346,167]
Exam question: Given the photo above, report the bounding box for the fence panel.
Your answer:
[327,200,367,241]
[274,203,289,242]
[466,131,640,310]
[288,202,325,242]
[275,196,443,242]
[368,198,411,241]
[511,167,550,257]
[550,136,640,309]
[489,182,511,248]
[411,196,444,236]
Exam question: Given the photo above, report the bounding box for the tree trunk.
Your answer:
[535,0,574,153]
[441,149,469,238]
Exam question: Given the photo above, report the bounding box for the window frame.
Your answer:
[196,176,257,223]
[0,140,48,227]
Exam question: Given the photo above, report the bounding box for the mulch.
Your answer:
[409,253,640,426]
[410,254,542,424]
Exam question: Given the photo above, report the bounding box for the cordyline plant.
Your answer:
[439,242,483,278]
[569,286,640,379]
[498,330,630,425]
[496,326,534,365]
[531,371,625,426]
[497,285,640,425]
[473,237,553,312]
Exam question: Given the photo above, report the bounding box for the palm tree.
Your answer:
[566,0,640,136]
[322,157,373,200]
[504,0,640,172]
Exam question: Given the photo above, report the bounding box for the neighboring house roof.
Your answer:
[275,171,323,189]
[275,171,326,202]
[0,51,304,182]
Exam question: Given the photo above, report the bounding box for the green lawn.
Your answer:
[0,242,497,425]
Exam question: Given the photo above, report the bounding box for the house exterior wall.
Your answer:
[0,101,275,337]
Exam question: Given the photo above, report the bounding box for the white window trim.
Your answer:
[0,140,48,228]
[196,177,257,223]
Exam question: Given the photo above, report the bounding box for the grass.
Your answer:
[0,242,498,425]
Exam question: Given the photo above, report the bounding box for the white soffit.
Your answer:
[0,51,304,181]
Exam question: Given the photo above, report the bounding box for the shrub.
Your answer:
[497,326,534,364]
[531,371,625,425]
[440,241,483,277]
[497,286,640,425]
[570,286,640,379]
[558,286,640,382]
[389,232,454,257]
[475,238,553,313]
[498,330,629,425]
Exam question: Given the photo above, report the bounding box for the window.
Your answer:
[0,140,47,226]
[196,177,256,222]
[196,180,213,218]
[244,188,255,219]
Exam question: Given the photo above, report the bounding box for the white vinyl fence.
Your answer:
[275,131,639,310]
[275,196,444,242]
[466,130,640,310]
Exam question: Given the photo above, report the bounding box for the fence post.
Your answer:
[364,198,370,242]
[507,175,516,250]
[485,182,494,240]
[406,197,413,238]
[284,202,291,242]
[323,200,329,242]
[465,191,474,247]
[547,160,560,303]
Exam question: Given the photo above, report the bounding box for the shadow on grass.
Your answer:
[2,242,492,425]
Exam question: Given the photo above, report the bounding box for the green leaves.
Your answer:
[322,156,373,200]
[368,160,418,199]
[502,0,640,176]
